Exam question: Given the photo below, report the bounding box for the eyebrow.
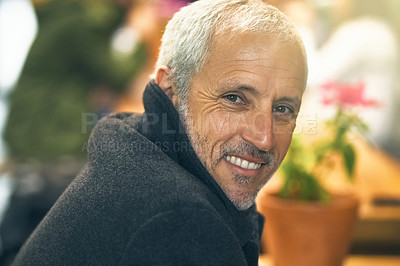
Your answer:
[236,85,256,94]
[218,82,256,94]
[276,96,301,110]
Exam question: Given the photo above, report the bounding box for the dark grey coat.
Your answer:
[13,81,264,266]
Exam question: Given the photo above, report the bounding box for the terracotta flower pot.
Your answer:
[257,191,359,266]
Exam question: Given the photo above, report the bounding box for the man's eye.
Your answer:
[273,105,296,123]
[273,105,294,114]
[224,94,245,104]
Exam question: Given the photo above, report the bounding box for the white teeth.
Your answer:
[225,156,262,170]
[248,162,255,170]
[235,157,241,166]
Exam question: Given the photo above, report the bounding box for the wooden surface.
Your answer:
[352,139,400,220]
[259,254,400,266]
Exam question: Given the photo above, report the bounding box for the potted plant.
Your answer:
[257,81,379,266]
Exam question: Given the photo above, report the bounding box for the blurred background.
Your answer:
[0,0,399,265]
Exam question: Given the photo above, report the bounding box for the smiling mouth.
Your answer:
[224,155,262,170]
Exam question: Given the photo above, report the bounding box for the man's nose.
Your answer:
[240,112,275,152]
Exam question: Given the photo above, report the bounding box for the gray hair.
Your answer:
[154,0,304,113]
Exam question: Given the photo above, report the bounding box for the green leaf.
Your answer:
[342,144,356,181]
[314,142,332,163]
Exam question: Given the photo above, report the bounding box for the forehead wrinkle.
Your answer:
[219,57,272,68]
[215,68,304,92]
[220,56,270,63]
[216,59,299,75]
[218,69,267,80]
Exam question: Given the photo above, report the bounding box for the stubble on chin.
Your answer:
[226,172,272,210]
[219,181,261,211]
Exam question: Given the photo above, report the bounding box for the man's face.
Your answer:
[183,32,307,210]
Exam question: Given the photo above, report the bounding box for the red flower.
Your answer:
[321,81,380,107]
[158,0,190,18]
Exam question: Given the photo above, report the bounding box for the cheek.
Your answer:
[195,110,245,138]
[273,122,296,152]
[274,131,294,159]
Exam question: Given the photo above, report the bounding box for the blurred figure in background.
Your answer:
[4,0,195,161]
[4,0,138,162]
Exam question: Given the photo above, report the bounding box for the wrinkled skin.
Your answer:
[157,32,307,210]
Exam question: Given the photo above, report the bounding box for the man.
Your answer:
[13,0,307,265]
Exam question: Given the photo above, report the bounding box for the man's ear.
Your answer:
[154,66,174,100]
